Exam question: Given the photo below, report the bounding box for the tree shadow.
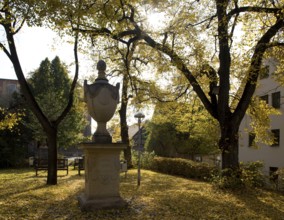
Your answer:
[2,169,283,219]
[120,171,284,219]
[0,168,84,198]
[0,183,48,198]
[231,189,284,219]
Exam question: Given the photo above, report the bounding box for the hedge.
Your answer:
[149,156,216,181]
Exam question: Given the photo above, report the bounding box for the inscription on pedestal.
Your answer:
[92,160,120,184]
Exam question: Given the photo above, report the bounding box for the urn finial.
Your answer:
[96,60,107,81]
[97,60,106,71]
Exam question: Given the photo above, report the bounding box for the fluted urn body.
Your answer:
[84,60,120,143]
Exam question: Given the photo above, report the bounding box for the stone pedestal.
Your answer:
[78,142,127,211]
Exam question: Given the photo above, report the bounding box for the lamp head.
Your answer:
[134,112,145,119]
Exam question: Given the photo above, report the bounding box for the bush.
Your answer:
[275,168,284,191]
[211,168,244,190]
[240,161,265,187]
[211,161,265,190]
[132,151,156,170]
[149,156,216,181]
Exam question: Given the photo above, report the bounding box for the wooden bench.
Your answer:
[34,158,69,176]
[73,158,80,170]
[73,158,84,175]
[78,158,84,175]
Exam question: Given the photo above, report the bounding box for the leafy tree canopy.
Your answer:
[0,0,81,184]
[146,97,219,157]
[27,56,87,148]
[247,96,281,147]
[0,101,32,167]
[2,0,284,172]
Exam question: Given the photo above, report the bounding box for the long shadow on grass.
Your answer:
[0,168,34,178]
[231,189,284,219]
[5,169,283,219]
[39,179,138,220]
[0,169,84,198]
[120,171,284,219]
[39,194,136,220]
[119,171,230,219]
[0,183,49,198]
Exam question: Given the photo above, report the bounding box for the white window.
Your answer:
[272,92,281,109]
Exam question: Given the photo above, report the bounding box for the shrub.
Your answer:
[149,156,216,181]
[211,168,244,190]
[240,161,265,188]
[132,151,156,170]
[211,161,265,190]
[275,168,284,191]
[141,151,156,169]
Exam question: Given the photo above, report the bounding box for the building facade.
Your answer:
[239,58,284,177]
[0,78,20,107]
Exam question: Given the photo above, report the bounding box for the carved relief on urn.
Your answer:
[84,60,120,143]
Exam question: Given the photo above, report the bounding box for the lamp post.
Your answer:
[134,112,145,186]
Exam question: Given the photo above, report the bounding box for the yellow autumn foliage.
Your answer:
[248,97,281,146]
[0,169,283,219]
[0,108,22,131]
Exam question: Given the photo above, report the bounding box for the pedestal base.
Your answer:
[78,143,127,211]
[78,194,127,211]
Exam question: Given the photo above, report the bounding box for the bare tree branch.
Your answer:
[55,1,81,126]
[55,31,79,126]
[228,6,280,20]
[0,42,12,60]
[233,18,284,124]
[14,18,26,34]
[229,13,239,48]
[186,14,217,28]
[265,41,284,48]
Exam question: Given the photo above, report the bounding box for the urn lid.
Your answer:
[97,60,106,71]
[96,60,108,81]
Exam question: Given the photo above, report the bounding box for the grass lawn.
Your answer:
[0,168,283,220]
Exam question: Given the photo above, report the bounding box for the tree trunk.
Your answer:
[119,100,133,168]
[46,128,58,185]
[219,122,239,170]
[221,140,239,170]
[3,13,79,185]
[119,75,133,168]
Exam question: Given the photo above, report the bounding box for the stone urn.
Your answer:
[84,60,120,143]
[78,60,127,211]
